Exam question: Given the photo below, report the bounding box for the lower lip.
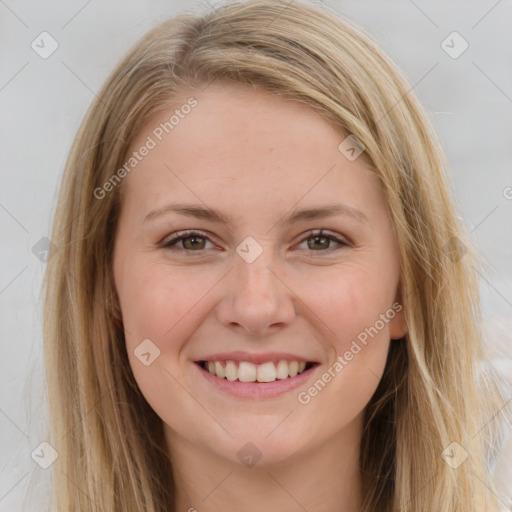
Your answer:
[195,362,319,399]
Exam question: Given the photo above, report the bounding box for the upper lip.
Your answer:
[194,351,317,365]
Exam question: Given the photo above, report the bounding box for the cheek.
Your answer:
[294,263,393,397]
[293,277,392,439]
[299,263,394,348]
[286,268,393,451]
[117,262,214,424]
[118,261,211,346]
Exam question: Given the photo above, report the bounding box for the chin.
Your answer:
[215,429,309,469]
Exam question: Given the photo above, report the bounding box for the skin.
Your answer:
[113,81,408,512]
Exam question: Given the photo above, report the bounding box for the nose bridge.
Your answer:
[234,238,281,301]
[215,236,295,334]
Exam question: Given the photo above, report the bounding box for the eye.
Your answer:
[296,230,349,252]
[161,229,350,255]
[161,230,214,252]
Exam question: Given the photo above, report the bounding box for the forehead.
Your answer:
[121,82,381,219]
[130,81,343,158]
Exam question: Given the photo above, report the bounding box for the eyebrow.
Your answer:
[143,202,368,225]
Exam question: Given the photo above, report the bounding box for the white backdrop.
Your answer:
[1,1,511,510]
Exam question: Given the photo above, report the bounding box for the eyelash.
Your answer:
[161,229,350,255]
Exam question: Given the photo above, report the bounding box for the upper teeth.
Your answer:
[205,360,307,382]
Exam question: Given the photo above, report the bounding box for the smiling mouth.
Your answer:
[196,360,318,383]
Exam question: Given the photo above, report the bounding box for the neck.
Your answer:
[165,415,363,512]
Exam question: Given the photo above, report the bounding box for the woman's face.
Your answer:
[113,81,407,467]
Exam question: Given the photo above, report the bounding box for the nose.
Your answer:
[215,249,296,336]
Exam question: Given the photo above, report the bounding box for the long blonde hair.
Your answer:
[43,1,509,510]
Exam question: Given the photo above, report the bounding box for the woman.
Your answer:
[43,0,510,510]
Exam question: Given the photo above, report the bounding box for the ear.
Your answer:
[389,287,408,340]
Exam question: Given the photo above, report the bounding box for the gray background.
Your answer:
[1,0,511,510]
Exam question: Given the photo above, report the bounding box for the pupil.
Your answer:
[309,235,328,250]
[185,236,204,249]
